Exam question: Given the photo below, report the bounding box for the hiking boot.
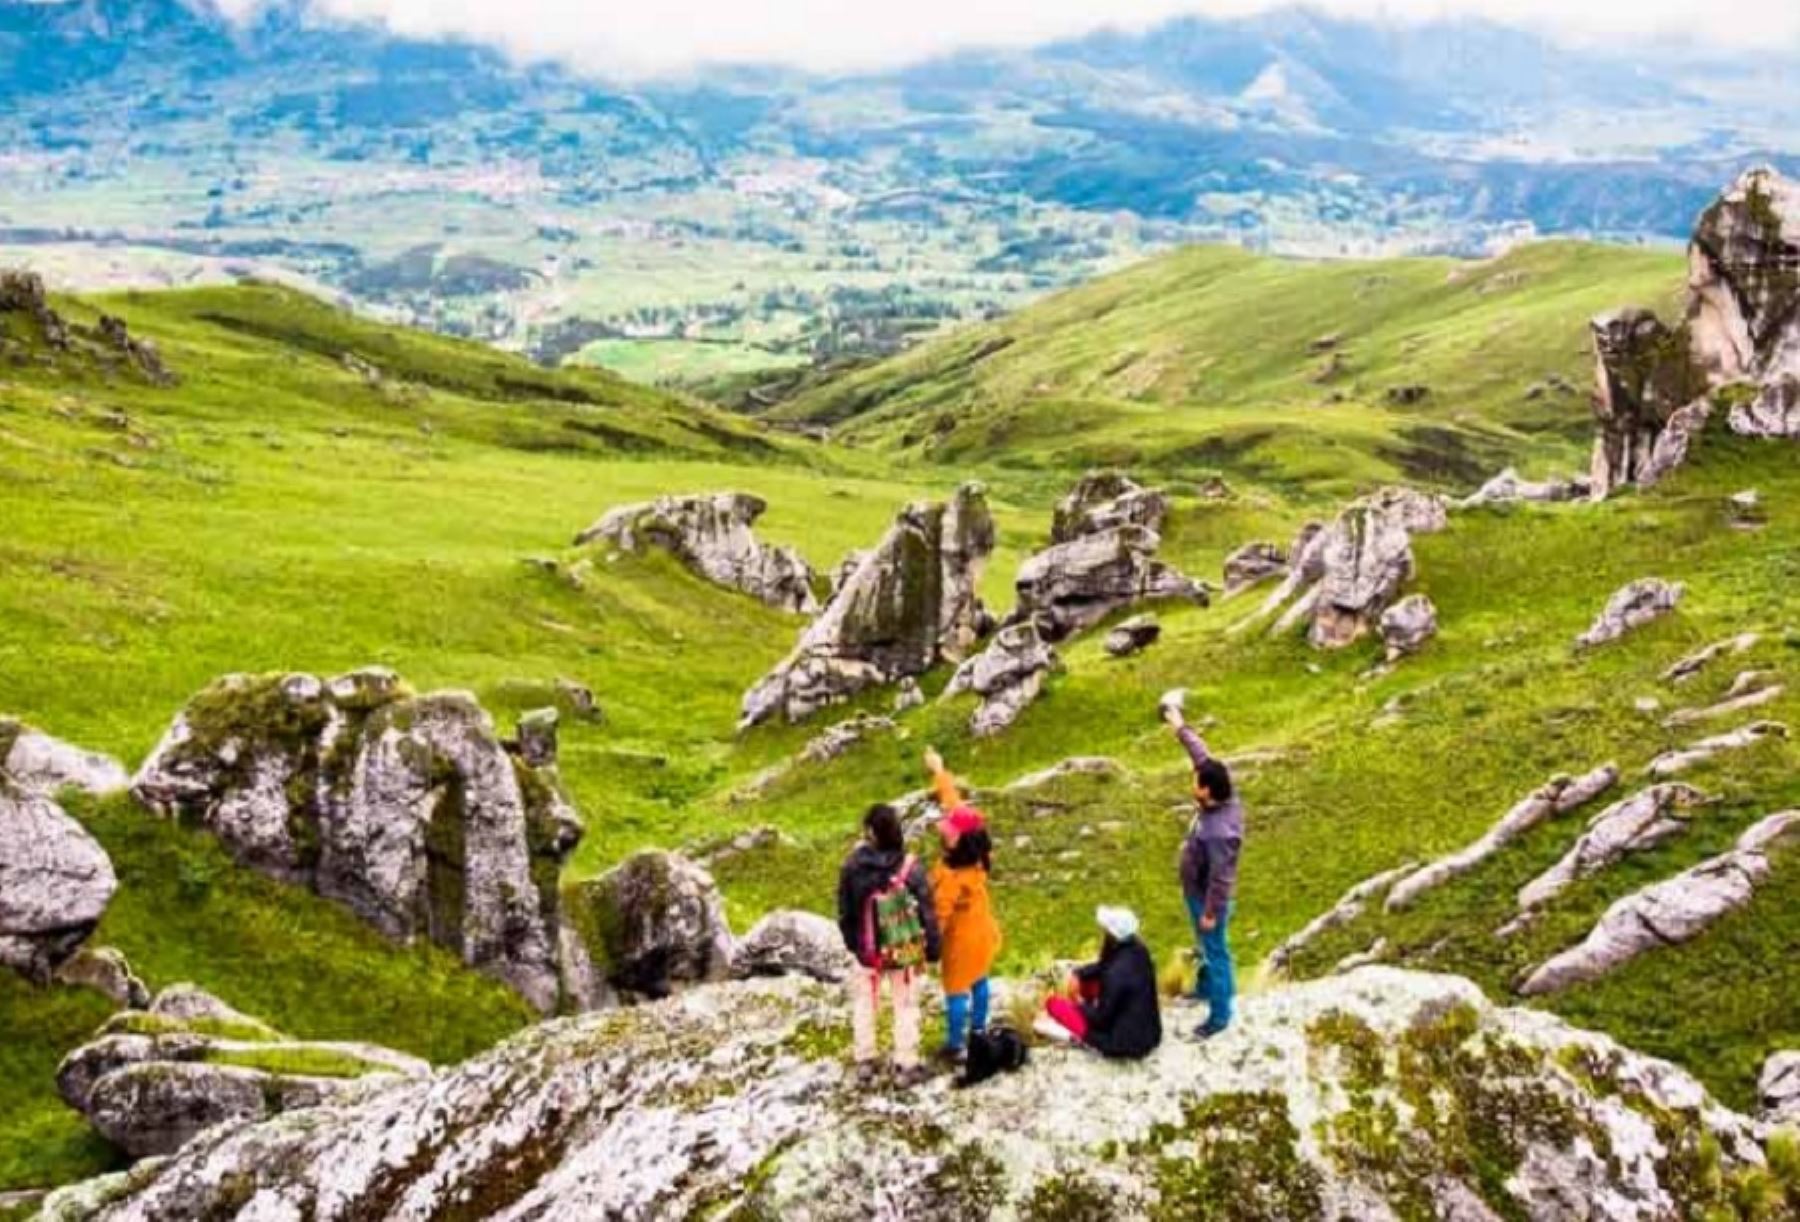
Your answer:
[1191,1020,1230,1042]
[935,1045,967,1067]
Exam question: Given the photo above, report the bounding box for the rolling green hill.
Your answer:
[773,241,1686,494]
[3,259,1797,1203]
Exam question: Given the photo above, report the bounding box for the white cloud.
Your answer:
[213,0,1800,77]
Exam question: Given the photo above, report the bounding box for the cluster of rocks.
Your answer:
[0,269,173,383]
[55,983,427,1160]
[1520,810,1800,995]
[941,622,1059,736]
[1587,168,1800,497]
[1010,472,1208,642]
[35,967,1779,1222]
[574,492,820,614]
[130,669,583,1013]
[1235,487,1447,651]
[1514,783,1709,912]
[739,483,995,727]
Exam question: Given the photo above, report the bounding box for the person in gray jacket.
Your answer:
[1164,701,1243,1038]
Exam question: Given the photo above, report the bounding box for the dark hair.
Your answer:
[1197,758,1233,802]
[943,827,992,873]
[864,804,905,853]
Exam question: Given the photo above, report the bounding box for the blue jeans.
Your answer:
[943,977,991,1051]
[1187,896,1235,1032]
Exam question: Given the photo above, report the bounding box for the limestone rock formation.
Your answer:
[740,484,995,727]
[1265,861,1419,972]
[1011,524,1207,642]
[1360,485,1450,536]
[1103,613,1161,657]
[942,622,1058,736]
[1307,498,1418,649]
[54,947,151,1011]
[56,984,426,1159]
[1664,681,1786,729]
[1688,168,1800,429]
[37,969,1775,1222]
[95,314,174,385]
[1576,579,1684,649]
[560,850,735,1007]
[1460,467,1591,507]
[575,492,820,614]
[1049,470,1168,543]
[1762,1051,1800,1127]
[732,910,856,983]
[1664,632,1760,684]
[1516,784,1709,911]
[131,670,582,1012]
[1386,765,1619,911]
[1520,811,1800,996]
[1646,721,1788,778]
[1378,594,1438,661]
[0,782,118,982]
[0,269,69,349]
[0,720,129,798]
[801,714,896,764]
[1221,540,1288,593]
[1588,309,1707,497]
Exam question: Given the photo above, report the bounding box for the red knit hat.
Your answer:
[943,806,986,837]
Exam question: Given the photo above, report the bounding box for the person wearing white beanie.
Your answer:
[1034,905,1162,1058]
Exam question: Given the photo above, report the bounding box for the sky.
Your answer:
[211,0,1800,77]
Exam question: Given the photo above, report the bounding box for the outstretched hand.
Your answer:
[923,746,945,775]
[1161,704,1185,730]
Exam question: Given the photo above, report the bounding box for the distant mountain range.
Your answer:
[2,0,1796,381]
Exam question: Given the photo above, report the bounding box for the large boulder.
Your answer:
[1588,309,1707,498]
[1050,470,1168,543]
[560,850,735,1007]
[1520,811,1800,995]
[574,492,819,614]
[1307,499,1417,649]
[1576,578,1684,649]
[56,984,426,1159]
[740,484,995,727]
[1515,784,1709,911]
[942,621,1058,737]
[1687,167,1800,431]
[0,719,129,798]
[0,781,118,982]
[36,969,1775,1222]
[1378,594,1438,661]
[131,670,582,1012]
[1012,525,1208,642]
[732,910,856,983]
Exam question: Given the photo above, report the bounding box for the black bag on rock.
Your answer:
[959,1023,1029,1088]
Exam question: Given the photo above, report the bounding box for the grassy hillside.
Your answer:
[772,241,1686,494]
[3,262,1797,1199]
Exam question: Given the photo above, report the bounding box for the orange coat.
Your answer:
[931,861,1000,994]
[929,763,1000,994]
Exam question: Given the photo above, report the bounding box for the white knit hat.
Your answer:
[1096,905,1139,941]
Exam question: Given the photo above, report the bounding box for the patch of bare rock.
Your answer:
[1576,578,1683,649]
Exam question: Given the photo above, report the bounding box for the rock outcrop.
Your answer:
[1664,681,1786,729]
[560,850,735,1008]
[1306,497,1419,648]
[1589,309,1706,497]
[1576,579,1683,649]
[1515,784,1708,911]
[56,984,426,1159]
[0,720,129,798]
[54,947,151,1011]
[1011,525,1207,642]
[0,781,118,982]
[1762,1051,1800,1127]
[37,968,1776,1222]
[574,492,820,614]
[1265,861,1418,972]
[1221,540,1288,594]
[1664,632,1760,684]
[1461,467,1591,507]
[1049,470,1168,542]
[1103,613,1161,657]
[1378,593,1438,661]
[1520,811,1800,995]
[131,670,582,1012]
[731,910,856,983]
[1646,721,1788,778]
[0,268,70,349]
[1386,765,1619,911]
[740,484,995,727]
[942,622,1058,736]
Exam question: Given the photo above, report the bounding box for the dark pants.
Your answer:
[1187,895,1235,1032]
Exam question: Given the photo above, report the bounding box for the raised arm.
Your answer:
[1163,704,1211,770]
[924,746,961,811]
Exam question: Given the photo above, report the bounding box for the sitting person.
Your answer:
[1034,906,1162,1059]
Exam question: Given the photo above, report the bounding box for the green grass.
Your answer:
[773,241,1685,494]
[2,256,1797,1196]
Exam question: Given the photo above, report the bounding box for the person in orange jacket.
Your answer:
[924,746,1001,1062]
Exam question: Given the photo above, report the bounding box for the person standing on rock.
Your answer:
[923,746,1001,1064]
[837,803,941,1082]
[1165,699,1242,1039]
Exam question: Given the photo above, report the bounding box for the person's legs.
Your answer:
[850,968,881,1062]
[1042,996,1089,1040]
[1201,902,1235,1033]
[943,990,970,1052]
[970,977,991,1032]
[1185,893,1210,1000]
[891,968,921,1068]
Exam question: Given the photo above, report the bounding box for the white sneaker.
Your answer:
[1032,1014,1076,1044]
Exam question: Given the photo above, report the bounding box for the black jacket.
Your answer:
[1074,936,1162,1059]
[836,844,941,967]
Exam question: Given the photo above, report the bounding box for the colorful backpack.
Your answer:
[861,855,925,970]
